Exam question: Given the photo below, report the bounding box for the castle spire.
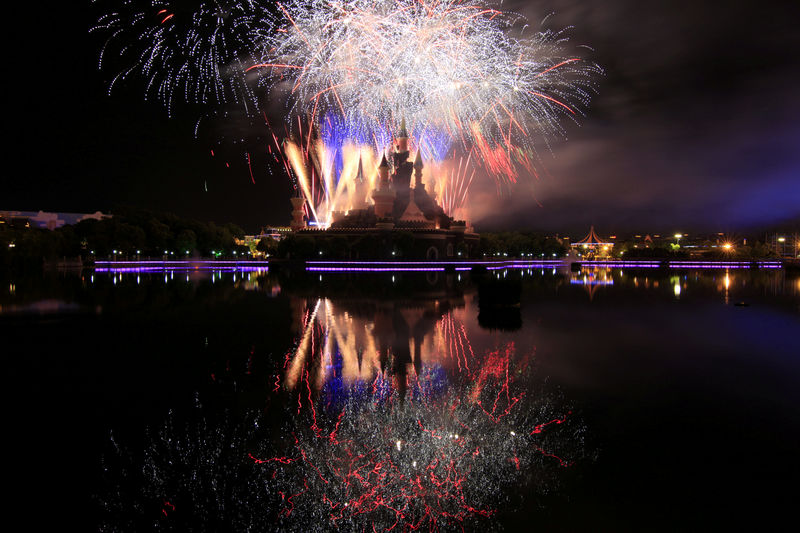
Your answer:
[396,117,409,153]
[413,149,424,189]
[356,153,364,182]
[372,153,396,219]
[378,153,390,188]
[398,117,408,139]
[290,195,306,232]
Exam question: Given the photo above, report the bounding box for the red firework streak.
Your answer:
[246,152,256,184]
[251,308,580,529]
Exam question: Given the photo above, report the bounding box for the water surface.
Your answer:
[5,266,799,530]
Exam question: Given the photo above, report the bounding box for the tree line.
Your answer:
[262,230,569,260]
[0,208,247,272]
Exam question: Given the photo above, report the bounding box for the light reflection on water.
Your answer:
[249,334,582,531]
[96,269,589,531]
[4,265,799,530]
[283,295,477,393]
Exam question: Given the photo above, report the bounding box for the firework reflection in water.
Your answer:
[99,305,588,531]
[256,343,586,531]
[99,396,274,532]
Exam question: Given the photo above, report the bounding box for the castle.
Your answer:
[291,121,479,260]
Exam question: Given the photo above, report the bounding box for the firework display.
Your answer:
[91,0,271,115]
[255,0,601,181]
[92,1,599,208]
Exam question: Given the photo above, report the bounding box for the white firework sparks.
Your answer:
[92,0,272,116]
[253,0,601,176]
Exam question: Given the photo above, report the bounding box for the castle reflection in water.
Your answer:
[285,277,476,400]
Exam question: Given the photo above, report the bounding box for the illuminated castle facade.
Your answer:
[293,121,479,260]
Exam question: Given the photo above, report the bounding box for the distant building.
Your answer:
[571,226,614,258]
[261,226,292,242]
[770,233,799,258]
[0,210,111,230]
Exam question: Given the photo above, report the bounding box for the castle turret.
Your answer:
[396,117,409,153]
[413,149,424,190]
[355,154,368,207]
[378,153,390,186]
[391,120,414,188]
[290,194,306,231]
[356,154,364,182]
[372,154,396,219]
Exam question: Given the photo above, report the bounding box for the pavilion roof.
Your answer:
[573,226,614,245]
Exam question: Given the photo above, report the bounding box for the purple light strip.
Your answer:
[305,259,568,273]
[95,266,268,274]
[95,260,270,266]
[486,262,569,270]
[577,260,784,270]
[580,261,661,265]
[306,260,565,266]
[579,262,661,268]
[306,267,446,272]
[669,265,750,269]
[671,260,747,263]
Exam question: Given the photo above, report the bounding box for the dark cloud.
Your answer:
[470,0,800,233]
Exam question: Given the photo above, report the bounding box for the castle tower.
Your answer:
[372,154,396,219]
[356,154,364,182]
[413,149,424,191]
[290,194,306,231]
[378,152,390,188]
[396,117,409,153]
[355,154,368,207]
[391,118,414,189]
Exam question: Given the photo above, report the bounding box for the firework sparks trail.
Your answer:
[435,312,474,375]
[254,0,601,182]
[92,1,600,201]
[92,0,273,116]
[438,153,476,220]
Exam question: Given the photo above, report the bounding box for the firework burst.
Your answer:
[92,0,272,116]
[253,0,601,181]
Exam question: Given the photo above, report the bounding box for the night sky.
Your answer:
[9,0,800,235]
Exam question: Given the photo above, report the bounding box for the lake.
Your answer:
[5,264,799,531]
